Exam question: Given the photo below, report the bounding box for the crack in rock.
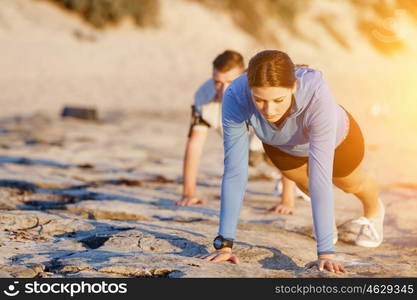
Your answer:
[66,206,153,221]
[0,180,37,192]
[98,266,175,278]
[0,263,45,278]
[80,235,111,249]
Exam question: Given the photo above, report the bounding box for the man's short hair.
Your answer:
[212,50,244,72]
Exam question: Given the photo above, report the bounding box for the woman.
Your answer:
[178,49,302,211]
[201,50,385,273]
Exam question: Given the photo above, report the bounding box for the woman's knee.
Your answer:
[336,179,364,194]
[334,172,378,195]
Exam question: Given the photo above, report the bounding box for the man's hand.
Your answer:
[268,203,294,215]
[197,248,239,264]
[182,128,208,206]
[175,195,204,206]
[305,254,346,273]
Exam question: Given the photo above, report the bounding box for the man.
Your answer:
[176,50,243,206]
[176,50,306,209]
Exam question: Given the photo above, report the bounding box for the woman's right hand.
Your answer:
[305,254,346,273]
[198,248,239,264]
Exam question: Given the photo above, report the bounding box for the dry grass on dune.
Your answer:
[47,0,160,28]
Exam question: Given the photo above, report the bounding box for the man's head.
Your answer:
[212,50,245,99]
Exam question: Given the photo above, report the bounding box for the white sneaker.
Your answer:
[295,186,310,202]
[273,180,283,197]
[355,198,385,248]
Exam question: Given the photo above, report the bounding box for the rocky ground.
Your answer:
[0,0,416,279]
[0,111,416,278]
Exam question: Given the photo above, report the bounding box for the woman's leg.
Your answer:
[333,161,384,247]
[271,157,382,220]
[279,162,309,195]
[332,162,382,219]
[268,175,296,214]
[263,153,300,214]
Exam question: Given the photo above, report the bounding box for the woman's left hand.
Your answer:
[305,254,346,273]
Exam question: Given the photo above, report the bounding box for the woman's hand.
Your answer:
[175,195,203,206]
[268,203,294,215]
[305,254,346,273]
[198,248,239,264]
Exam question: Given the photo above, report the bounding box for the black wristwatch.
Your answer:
[213,235,234,250]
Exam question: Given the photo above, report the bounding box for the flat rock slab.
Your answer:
[0,112,416,278]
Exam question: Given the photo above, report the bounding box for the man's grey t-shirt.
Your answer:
[193,78,263,151]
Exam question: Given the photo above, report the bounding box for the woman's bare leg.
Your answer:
[264,156,298,201]
[333,162,384,247]
[265,156,299,214]
[267,163,309,215]
[279,160,382,219]
[279,163,309,196]
[332,162,382,219]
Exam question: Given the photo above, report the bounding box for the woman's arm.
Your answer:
[218,87,250,240]
[306,75,338,256]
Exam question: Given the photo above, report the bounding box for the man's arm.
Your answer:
[176,128,208,206]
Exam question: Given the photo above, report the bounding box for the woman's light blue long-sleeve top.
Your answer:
[219,67,349,255]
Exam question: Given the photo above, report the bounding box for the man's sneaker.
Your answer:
[273,179,283,197]
[355,198,385,248]
[312,219,338,245]
[295,186,310,202]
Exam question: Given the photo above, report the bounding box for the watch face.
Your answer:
[213,238,222,249]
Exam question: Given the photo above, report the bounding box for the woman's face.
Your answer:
[251,82,296,123]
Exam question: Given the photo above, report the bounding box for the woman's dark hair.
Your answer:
[247,50,297,88]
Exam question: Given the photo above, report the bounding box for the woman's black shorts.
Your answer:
[262,107,365,178]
